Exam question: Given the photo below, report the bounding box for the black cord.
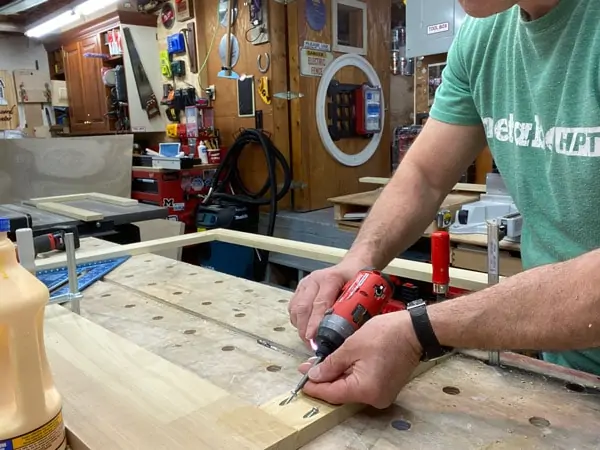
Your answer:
[208,128,292,238]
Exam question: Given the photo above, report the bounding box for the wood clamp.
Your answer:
[257,52,270,73]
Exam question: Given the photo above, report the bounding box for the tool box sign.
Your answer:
[300,48,334,77]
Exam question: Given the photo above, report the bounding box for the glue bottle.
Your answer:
[0,218,67,450]
[198,140,209,164]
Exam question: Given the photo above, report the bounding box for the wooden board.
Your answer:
[49,237,600,449]
[34,202,104,221]
[452,246,522,277]
[27,192,138,207]
[359,177,487,193]
[34,228,493,291]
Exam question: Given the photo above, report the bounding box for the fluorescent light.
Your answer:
[25,10,80,38]
[74,0,119,16]
[0,0,48,15]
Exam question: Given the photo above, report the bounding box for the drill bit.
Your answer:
[280,356,323,406]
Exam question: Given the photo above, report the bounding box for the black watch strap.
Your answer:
[407,299,452,361]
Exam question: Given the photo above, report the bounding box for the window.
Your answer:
[332,0,367,55]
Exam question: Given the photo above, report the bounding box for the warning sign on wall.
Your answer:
[300,48,334,77]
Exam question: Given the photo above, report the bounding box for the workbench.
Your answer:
[41,235,600,449]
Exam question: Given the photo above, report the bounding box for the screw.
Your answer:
[303,407,319,419]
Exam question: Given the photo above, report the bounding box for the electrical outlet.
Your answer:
[205,85,216,101]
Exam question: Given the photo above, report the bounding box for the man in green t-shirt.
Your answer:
[287,0,600,409]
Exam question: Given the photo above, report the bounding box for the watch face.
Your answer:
[407,299,425,310]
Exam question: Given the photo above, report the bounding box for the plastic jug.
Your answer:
[0,219,66,450]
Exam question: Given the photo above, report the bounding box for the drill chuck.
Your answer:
[314,313,355,359]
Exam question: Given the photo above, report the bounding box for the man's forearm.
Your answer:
[429,249,600,351]
[342,159,448,271]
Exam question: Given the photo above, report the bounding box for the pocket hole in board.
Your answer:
[442,386,460,395]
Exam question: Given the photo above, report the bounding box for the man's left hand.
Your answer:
[298,311,422,408]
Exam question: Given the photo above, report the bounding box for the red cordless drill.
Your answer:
[431,230,450,301]
[281,269,394,405]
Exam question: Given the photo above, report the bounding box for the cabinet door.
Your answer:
[78,35,109,133]
[63,42,87,133]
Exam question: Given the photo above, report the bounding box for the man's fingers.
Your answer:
[289,278,318,339]
[305,282,341,340]
[302,376,360,406]
[307,347,354,383]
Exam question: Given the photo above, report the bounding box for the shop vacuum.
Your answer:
[195,128,291,281]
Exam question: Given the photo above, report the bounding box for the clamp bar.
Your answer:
[487,219,505,366]
[65,232,81,315]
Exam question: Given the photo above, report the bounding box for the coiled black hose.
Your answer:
[206,128,292,238]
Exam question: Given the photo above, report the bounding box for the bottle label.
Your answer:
[0,411,66,450]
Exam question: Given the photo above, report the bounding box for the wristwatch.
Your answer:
[407,299,452,361]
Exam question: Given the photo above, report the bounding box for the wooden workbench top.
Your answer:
[49,238,600,448]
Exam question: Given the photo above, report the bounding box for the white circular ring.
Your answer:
[315,53,385,167]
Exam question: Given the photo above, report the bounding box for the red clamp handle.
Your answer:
[431,231,450,285]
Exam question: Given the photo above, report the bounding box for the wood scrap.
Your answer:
[26,193,138,207]
[34,202,103,221]
[359,176,486,193]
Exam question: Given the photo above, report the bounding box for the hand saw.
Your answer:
[122,27,160,119]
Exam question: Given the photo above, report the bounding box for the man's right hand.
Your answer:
[288,264,359,344]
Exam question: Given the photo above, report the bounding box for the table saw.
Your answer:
[0,193,167,238]
[34,232,600,449]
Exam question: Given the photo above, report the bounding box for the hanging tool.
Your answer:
[159,50,172,78]
[217,0,240,79]
[249,0,262,26]
[431,230,450,302]
[122,27,160,119]
[281,269,394,405]
[182,22,199,73]
[258,76,271,105]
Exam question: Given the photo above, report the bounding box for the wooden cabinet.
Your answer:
[63,39,110,135]
[45,11,159,136]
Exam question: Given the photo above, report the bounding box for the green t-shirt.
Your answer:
[430,0,600,375]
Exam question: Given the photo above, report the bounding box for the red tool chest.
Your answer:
[131,166,217,231]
